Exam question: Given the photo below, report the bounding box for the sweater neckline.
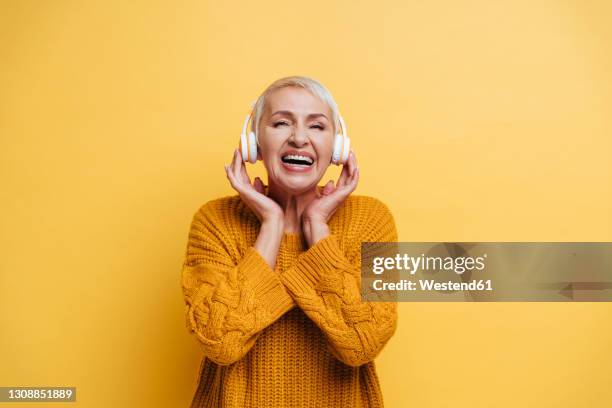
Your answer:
[281,231,306,252]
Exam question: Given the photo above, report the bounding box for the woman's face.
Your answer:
[257,86,334,194]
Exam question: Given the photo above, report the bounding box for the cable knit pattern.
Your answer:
[181,193,398,408]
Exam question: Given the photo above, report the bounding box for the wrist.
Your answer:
[261,218,284,236]
[254,218,285,270]
[303,217,330,247]
[302,214,326,226]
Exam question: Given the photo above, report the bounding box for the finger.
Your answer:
[230,148,238,169]
[232,148,252,184]
[228,152,239,183]
[239,159,251,184]
[232,148,243,177]
[225,164,237,189]
[337,160,350,188]
[348,167,359,192]
[323,180,335,195]
[349,151,356,177]
[338,165,359,195]
[316,183,327,197]
[254,177,264,194]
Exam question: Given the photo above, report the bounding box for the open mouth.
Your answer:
[281,154,315,167]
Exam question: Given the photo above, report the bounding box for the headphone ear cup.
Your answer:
[247,131,258,164]
[340,137,350,164]
[240,133,250,162]
[331,133,342,165]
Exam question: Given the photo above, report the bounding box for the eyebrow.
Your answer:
[270,110,328,120]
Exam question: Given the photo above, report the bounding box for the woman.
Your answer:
[181,76,398,407]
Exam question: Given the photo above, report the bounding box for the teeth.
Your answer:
[282,154,314,164]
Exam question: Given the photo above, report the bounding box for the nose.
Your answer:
[289,123,309,146]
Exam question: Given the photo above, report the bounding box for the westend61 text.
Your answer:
[372,279,493,291]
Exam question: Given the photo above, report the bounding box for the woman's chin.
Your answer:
[267,165,325,194]
[274,178,320,195]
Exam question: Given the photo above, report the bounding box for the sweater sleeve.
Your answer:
[279,198,398,367]
[180,201,295,366]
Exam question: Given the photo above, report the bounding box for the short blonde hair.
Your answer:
[251,76,340,140]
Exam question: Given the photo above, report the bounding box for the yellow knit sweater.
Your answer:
[181,193,398,407]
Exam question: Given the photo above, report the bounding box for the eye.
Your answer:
[273,121,289,127]
[310,124,324,130]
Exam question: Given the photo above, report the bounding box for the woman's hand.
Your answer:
[225,149,285,269]
[302,151,359,247]
[225,149,284,227]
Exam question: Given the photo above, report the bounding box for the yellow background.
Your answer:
[1,1,611,407]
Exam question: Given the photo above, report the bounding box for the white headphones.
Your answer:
[239,100,351,165]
